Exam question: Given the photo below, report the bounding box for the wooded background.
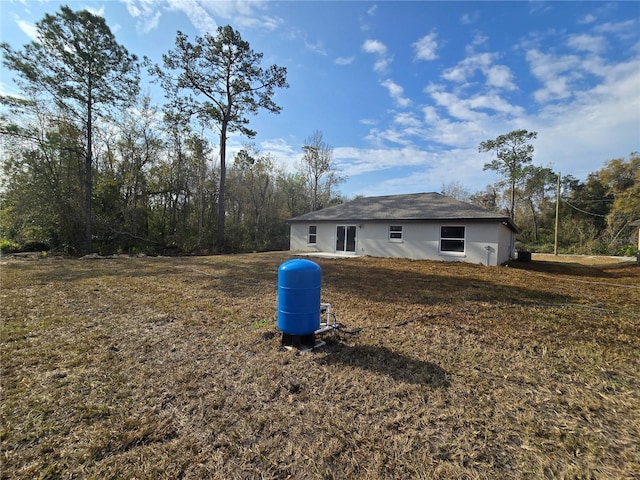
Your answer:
[1,7,638,256]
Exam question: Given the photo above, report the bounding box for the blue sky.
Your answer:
[2,1,639,198]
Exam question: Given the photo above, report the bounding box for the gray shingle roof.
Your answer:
[290,192,518,231]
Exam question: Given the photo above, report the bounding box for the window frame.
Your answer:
[307,225,317,245]
[439,225,465,255]
[388,225,403,242]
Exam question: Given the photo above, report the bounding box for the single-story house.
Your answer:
[288,192,519,266]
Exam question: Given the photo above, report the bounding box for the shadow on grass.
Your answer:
[506,259,613,278]
[322,343,450,387]
[318,260,570,307]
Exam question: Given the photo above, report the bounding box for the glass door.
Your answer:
[336,226,356,253]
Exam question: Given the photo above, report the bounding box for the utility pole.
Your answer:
[554,172,561,256]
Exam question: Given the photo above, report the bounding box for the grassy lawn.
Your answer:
[1,252,639,479]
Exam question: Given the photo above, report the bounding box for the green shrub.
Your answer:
[616,244,639,257]
[0,239,19,253]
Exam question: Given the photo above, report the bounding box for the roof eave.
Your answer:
[289,216,520,232]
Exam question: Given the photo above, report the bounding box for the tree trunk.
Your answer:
[198,147,206,249]
[217,121,227,251]
[85,97,93,253]
[529,199,538,242]
[510,178,516,222]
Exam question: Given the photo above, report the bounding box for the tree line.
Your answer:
[448,129,638,256]
[1,6,637,256]
[1,6,341,255]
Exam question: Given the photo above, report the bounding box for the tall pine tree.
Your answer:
[2,6,140,252]
[150,26,288,250]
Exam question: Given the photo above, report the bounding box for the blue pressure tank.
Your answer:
[277,259,321,336]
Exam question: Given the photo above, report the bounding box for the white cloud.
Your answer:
[142,12,161,33]
[526,49,581,102]
[362,39,392,73]
[305,39,327,56]
[578,13,597,25]
[260,134,493,195]
[167,0,217,34]
[531,66,640,180]
[567,33,607,54]
[335,56,355,66]
[429,89,482,122]
[124,0,163,34]
[425,53,639,186]
[413,33,438,61]
[373,57,392,73]
[136,11,161,33]
[384,111,486,150]
[362,39,387,55]
[333,144,499,197]
[381,79,412,107]
[460,11,480,25]
[367,5,377,16]
[231,14,283,31]
[467,32,488,53]
[580,56,608,77]
[161,0,282,35]
[486,65,517,90]
[441,65,467,83]
[420,84,526,148]
[341,49,638,196]
[363,90,508,150]
[365,127,414,147]
[393,112,422,128]
[533,76,573,103]
[199,0,282,30]
[443,52,494,81]
[467,93,524,116]
[15,17,38,41]
[526,45,612,103]
[86,6,105,17]
[425,116,491,149]
[422,106,439,124]
[358,148,496,197]
[349,33,637,195]
[124,0,143,16]
[260,16,284,30]
[442,52,516,90]
[528,2,552,15]
[594,19,637,37]
[260,137,301,172]
[334,145,432,177]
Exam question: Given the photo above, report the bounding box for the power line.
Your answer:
[561,198,635,219]
[560,198,607,217]
[568,198,615,203]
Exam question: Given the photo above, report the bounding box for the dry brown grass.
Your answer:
[1,252,639,479]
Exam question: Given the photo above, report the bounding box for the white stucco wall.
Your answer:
[497,221,515,264]
[290,223,338,254]
[290,221,515,266]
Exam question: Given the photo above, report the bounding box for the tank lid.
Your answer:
[279,258,321,271]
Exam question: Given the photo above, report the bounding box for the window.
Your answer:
[308,225,317,245]
[440,226,465,253]
[389,225,403,242]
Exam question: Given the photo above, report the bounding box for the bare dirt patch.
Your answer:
[1,253,639,479]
